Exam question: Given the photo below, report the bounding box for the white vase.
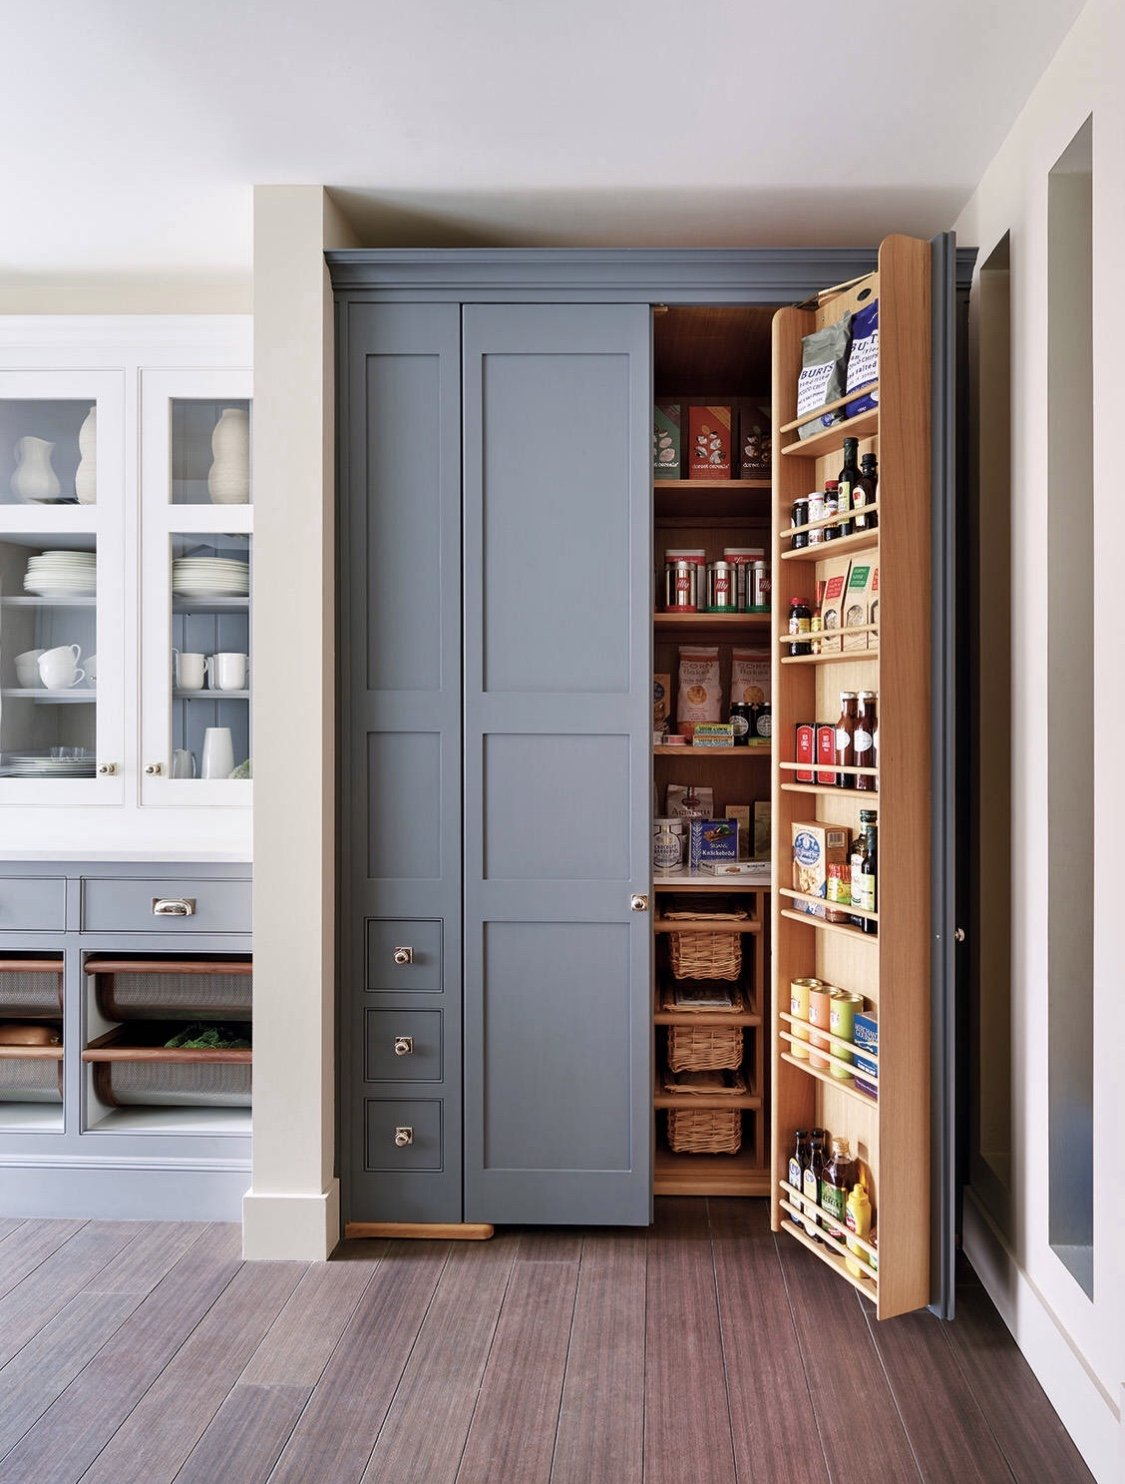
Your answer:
[201,726,235,780]
[207,407,250,505]
[75,405,97,505]
[11,436,60,503]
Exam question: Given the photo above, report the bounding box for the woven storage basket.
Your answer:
[667,1025,743,1072]
[669,932,741,982]
[667,1108,742,1154]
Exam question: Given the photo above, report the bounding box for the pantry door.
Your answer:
[462,303,653,1226]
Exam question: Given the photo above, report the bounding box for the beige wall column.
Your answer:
[243,185,358,1260]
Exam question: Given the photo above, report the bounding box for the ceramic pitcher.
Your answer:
[11,436,60,503]
[207,408,250,504]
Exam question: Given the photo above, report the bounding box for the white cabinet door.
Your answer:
[139,369,253,810]
[0,369,126,806]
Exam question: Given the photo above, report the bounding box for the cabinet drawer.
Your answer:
[82,878,251,934]
[0,877,66,932]
[364,1010,442,1083]
[364,1098,443,1171]
[366,919,442,992]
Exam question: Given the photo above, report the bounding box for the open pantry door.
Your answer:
[461,302,654,1227]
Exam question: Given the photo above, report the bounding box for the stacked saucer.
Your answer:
[23,551,97,597]
[171,557,250,598]
[0,748,96,778]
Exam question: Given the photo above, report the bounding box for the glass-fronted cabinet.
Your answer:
[0,371,125,803]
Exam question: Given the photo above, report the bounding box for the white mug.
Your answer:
[15,649,45,688]
[85,653,97,689]
[171,748,196,779]
[38,644,84,690]
[206,652,248,692]
[173,650,206,691]
[201,727,235,780]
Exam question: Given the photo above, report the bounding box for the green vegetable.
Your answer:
[163,1022,251,1050]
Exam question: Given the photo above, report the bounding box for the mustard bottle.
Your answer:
[845,1180,872,1278]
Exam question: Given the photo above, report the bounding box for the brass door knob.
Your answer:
[393,946,414,965]
[393,1036,414,1057]
[394,1126,413,1147]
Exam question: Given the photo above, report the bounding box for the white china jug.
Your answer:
[11,437,60,503]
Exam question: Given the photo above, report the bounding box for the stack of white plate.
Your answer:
[0,749,96,778]
[23,551,97,597]
[171,557,250,598]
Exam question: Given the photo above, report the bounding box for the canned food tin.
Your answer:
[788,977,818,1059]
[723,547,764,610]
[750,560,770,611]
[664,560,697,612]
[829,990,863,1080]
[808,983,835,1070]
[790,498,809,549]
[706,560,737,611]
[807,493,825,545]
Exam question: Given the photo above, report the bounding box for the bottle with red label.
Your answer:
[834,691,858,787]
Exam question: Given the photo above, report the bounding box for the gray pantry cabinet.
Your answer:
[331,247,968,1243]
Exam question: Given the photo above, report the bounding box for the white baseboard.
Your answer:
[241,1179,341,1260]
[963,1191,1120,1484]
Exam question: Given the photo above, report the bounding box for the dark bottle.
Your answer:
[729,702,751,746]
[836,437,860,538]
[854,690,877,790]
[810,579,824,655]
[754,701,772,740]
[822,479,840,541]
[834,691,858,787]
[820,1136,857,1240]
[802,1130,826,1241]
[788,596,812,657]
[851,809,878,934]
[788,1129,810,1225]
[854,451,878,531]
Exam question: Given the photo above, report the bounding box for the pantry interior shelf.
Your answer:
[655,1008,762,1028]
[779,1049,877,1106]
[653,877,766,894]
[780,407,879,458]
[777,622,879,647]
[653,1145,770,1198]
[653,478,771,492]
[653,613,771,629]
[778,1009,878,1068]
[652,918,760,934]
[653,1092,761,1111]
[779,908,878,944]
[778,885,878,924]
[781,648,879,667]
[173,690,250,701]
[780,526,880,562]
[653,744,771,757]
[780,782,881,797]
[0,690,95,703]
[171,597,249,614]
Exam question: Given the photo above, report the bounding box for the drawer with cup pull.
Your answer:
[365,919,442,993]
[81,878,251,934]
[0,877,66,932]
[363,1098,443,1172]
[364,1009,442,1083]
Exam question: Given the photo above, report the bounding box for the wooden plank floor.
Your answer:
[0,1200,1094,1484]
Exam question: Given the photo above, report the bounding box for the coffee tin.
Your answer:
[828,989,863,1080]
[706,560,737,612]
[808,983,835,1070]
[664,560,697,612]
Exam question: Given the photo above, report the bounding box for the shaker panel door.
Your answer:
[339,301,463,1225]
[462,303,652,1226]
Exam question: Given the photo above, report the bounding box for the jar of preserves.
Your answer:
[788,597,811,656]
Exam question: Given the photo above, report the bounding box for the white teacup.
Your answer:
[173,650,206,691]
[206,652,248,692]
[15,649,45,688]
[85,654,97,689]
[38,644,84,690]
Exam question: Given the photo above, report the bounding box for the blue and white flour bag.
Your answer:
[845,299,879,417]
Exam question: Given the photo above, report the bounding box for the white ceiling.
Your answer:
[2,0,1085,278]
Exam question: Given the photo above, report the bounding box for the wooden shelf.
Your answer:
[653,612,770,629]
[779,908,878,944]
[778,384,879,435]
[780,407,879,458]
[0,957,63,973]
[653,917,760,934]
[83,1026,251,1064]
[780,524,880,562]
[653,478,771,492]
[84,957,251,975]
[781,647,879,666]
[781,782,880,797]
[778,1205,878,1300]
[655,1008,762,1028]
[654,744,771,757]
[653,1143,770,1197]
[654,1093,761,1111]
[0,1041,63,1060]
[779,1051,876,1107]
[778,885,877,925]
[653,876,767,894]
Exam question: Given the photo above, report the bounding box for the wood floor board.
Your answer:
[85,1220,207,1297]
[0,1220,87,1303]
[550,1231,646,1484]
[0,1222,243,1483]
[644,1198,737,1484]
[0,1221,137,1369]
[0,1219,26,1245]
[175,1382,312,1484]
[359,1235,522,1484]
[515,1229,584,1264]
[268,1244,453,1484]
[78,1259,306,1484]
[941,1282,1096,1484]
[776,1223,923,1481]
[709,1199,830,1484]
[456,1257,579,1484]
[239,1252,382,1388]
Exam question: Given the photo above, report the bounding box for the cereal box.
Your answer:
[687,405,732,481]
[791,821,851,916]
[852,1010,879,1096]
[653,404,681,480]
[689,818,738,869]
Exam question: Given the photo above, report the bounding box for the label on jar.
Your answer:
[855,727,872,755]
[756,712,772,738]
[789,615,811,636]
[855,873,876,913]
[730,712,750,739]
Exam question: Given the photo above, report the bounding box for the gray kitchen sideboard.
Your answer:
[0,859,252,1221]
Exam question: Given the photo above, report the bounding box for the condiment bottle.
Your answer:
[834,691,858,785]
[802,1130,826,1241]
[788,597,812,657]
[822,479,840,541]
[837,437,860,538]
[851,808,878,933]
[820,1136,857,1240]
[810,579,824,655]
[788,1129,810,1225]
[845,1178,873,1278]
[854,690,877,790]
[854,451,878,531]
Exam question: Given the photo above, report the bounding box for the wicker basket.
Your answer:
[669,932,741,982]
[667,1108,742,1154]
[667,1025,743,1072]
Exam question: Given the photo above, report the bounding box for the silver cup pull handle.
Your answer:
[152,897,196,917]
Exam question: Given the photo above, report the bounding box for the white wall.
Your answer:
[955,1,1123,1478]
[241,186,358,1260]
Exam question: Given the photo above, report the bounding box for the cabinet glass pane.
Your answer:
[0,399,97,506]
[170,399,251,505]
[0,534,98,777]
[169,534,251,780]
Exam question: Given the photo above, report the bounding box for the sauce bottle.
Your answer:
[788,597,812,656]
[854,691,877,790]
[851,808,878,933]
[836,437,860,538]
[810,579,824,655]
[845,1178,873,1278]
[788,1129,809,1224]
[802,1129,826,1241]
[820,1136,856,1241]
[822,480,840,541]
[854,451,878,531]
[834,691,858,786]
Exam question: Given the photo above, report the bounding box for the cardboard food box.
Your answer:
[692,721,734,748]
[818,556,851,654]
[725,804,750,859]
[738,403,772,476]
[667,784,714,818]
[842,560,877,651]
[653,672,672,733]
[791,820,851,916]
[852,1010,879,1096]
[701,860,769,879]
[687,405,732,481]
[689,818,739,869]
[753,801,771,861]
[653,404,681,480]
